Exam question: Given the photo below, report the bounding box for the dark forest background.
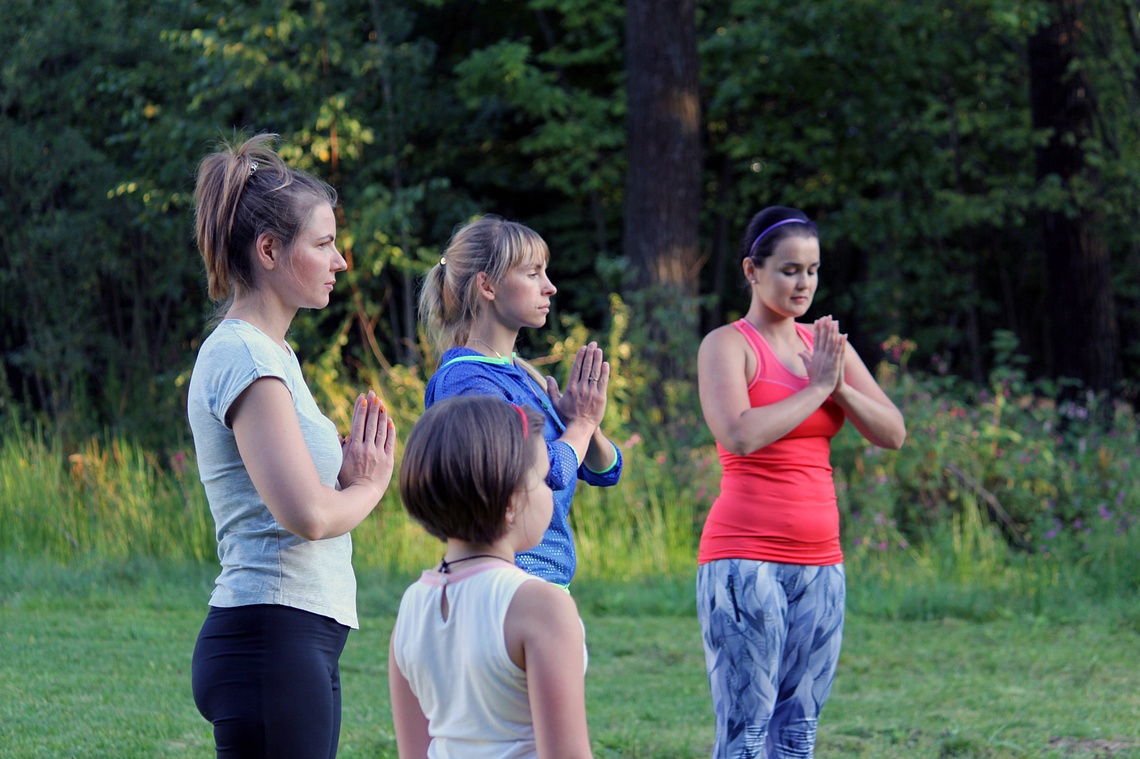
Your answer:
[2,0,1137,447]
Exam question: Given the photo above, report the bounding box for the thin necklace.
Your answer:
[438,553,514,574]
[465,338,561,431]
[468,337,510,359]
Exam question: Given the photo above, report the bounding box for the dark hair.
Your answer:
[737,206,819,272]
[193,133,338,303]
[399,396,545,544]
[417,215,550,354]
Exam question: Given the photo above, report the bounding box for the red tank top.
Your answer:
[698,319,846,566]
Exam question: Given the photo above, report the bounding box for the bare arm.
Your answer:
[831,344,907,449]
[231,381,396,540]
[698,324,843,456]
[505,582,593,759]
[389,636,431,759]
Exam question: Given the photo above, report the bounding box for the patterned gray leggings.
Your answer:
[696,560,846,759]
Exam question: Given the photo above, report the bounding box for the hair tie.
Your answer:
[248,160,259,177]
[747,218,810,259]
[439,256,446,266]
[510,403,529,439]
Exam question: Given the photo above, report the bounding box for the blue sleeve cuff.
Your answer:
[581,442,622,486]
[547,440,580,490]
[584,441,620,474]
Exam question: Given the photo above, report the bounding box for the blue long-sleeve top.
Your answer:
[424,347,623,586]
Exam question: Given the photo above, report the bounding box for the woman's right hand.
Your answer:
[546,342,609,432]
[800,316,847,395]
[338,390,397,499]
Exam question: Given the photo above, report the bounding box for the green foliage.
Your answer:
[0,414,213,561]
[834,333,1140,566]
[5,328,1138,620]
[699,0,1055,378]
[7,0,1140,442]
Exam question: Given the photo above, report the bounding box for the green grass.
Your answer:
[2,560,1139,758]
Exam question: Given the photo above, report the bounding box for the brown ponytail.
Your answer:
[193,133,337,303]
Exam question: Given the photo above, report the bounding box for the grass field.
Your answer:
[2,560,1138,758]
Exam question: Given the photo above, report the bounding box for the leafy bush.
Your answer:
[835,332,1140,561]
[2,327,1136,618]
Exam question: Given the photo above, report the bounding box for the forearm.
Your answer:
[583,427,617,472]
[390,642,432,758]
[720,384,832,455]
[558,419,596,465]
[832,385,906,449]
[268,482,384,541]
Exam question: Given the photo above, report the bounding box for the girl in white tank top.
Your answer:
[389,396,593,759]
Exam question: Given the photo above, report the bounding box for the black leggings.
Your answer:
[192,604,350,759]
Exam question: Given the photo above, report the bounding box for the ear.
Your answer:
[475,271,496,301]
[253,232,284,271]
[741,256,757,284]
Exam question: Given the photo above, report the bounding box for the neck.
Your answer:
[465,324,517,359]
[744,305,796,341]
[227,292,296,348]
[442,539,515,566]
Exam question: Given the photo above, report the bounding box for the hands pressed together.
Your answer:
[545,341,610,433]
[339,390,397,497]
[800,316,847,397]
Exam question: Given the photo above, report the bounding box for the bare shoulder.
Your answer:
[504,578,584,670]
[701,322,744,346]
[699,323,748,358]
[511,578,580,624]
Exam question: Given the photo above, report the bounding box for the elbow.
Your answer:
[720,433,758,457]
[294,524,326,542]
[272,506,329,542]
[290,518,327,542]
[882,424,907,451]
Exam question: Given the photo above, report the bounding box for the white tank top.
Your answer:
[392,563,541,759]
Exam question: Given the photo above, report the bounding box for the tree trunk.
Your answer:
[623,0,701,390]
[1028,0,1121,394]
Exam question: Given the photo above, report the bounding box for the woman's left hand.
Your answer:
[800,316,847,396]
[547,342,609,433]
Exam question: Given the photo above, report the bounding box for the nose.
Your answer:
[332,247,347,273]
[544,276,557,295]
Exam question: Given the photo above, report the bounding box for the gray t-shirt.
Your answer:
[187,319,357,628]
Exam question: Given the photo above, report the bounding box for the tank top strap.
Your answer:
[733,319,817,389]
[732,318,774,389]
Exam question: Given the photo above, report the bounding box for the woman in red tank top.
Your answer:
[695,206,906,758]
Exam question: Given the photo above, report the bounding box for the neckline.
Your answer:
[222,318,293,357]
[737,318,810,380]
[450,347,515,365]
[421,560,520,586]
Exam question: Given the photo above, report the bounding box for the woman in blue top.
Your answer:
[419,215,623,587]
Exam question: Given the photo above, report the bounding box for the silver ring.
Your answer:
[588,376,598,382]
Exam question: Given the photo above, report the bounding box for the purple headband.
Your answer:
[747,218,812,260]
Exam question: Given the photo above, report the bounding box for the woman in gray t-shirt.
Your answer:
[187,134,396,759]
